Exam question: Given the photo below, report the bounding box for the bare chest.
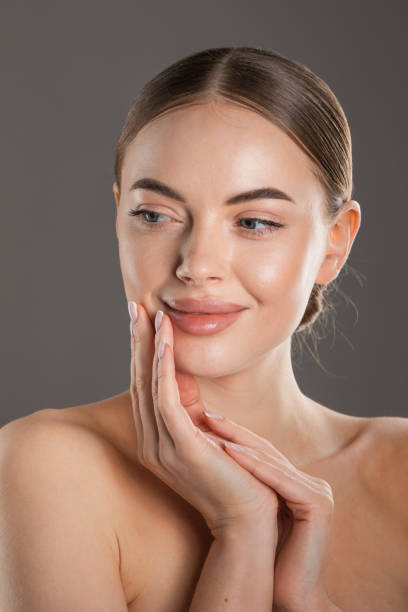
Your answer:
[116,458,408,612]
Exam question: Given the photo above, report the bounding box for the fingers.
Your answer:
[151,310,177,449]
[129,302,159,454]
[203,412,334,496]
[129,304,142,446]
[222,444,334,517]
[203,410,290,463]
[129,302,198,465]
[154,311,199,454]
[202,431,226,448]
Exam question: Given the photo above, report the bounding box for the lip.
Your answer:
[163,305,247,336]
[163,297,247,314]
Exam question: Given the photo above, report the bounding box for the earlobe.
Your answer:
[315,253,340,286]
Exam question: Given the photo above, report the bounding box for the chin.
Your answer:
[173,347,245,378]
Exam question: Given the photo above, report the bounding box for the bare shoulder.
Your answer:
[0,408,135,610]
[365,415,408,463]
[0,402,144,527]
[2,402,151,600]
[368,414,408,440]
[1,406,122,474]
[0,407,122,557]
[361,415,408,522]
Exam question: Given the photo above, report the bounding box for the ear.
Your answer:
[113,182,120,208]
[315,200,361,285]
[113,182,120,237]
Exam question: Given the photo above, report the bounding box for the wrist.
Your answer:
[211,513,278,548]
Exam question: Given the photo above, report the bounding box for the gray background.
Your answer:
[1,1,407,428]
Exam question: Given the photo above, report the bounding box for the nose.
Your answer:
[175,220,230,285]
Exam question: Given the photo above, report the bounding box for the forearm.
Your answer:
[189,521,277,612]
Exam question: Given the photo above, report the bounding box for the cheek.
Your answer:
[238,234,317,330]
[118,233,169,296]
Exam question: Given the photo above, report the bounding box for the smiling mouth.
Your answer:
[168,306,240,315]
[163,303,246,335]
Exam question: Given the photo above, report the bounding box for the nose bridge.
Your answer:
[176,212,230,280]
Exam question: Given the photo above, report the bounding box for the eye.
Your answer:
[236,217,284,236]
[128,209,169,225]
[128,209,284,237]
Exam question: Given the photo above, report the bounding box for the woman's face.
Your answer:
[114,101,333,377]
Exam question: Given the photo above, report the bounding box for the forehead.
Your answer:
[121,101,323,208]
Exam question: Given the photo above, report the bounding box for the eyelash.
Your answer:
[128,209,284,237]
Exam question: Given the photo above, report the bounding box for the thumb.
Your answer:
[174,369,206,426]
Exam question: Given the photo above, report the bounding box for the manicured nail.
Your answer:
[158,339,165,359]
[203,432,217,439]
[224,441,244,451]
[155,309,163,332]
[128,301,138,323]
[204,410,223,419]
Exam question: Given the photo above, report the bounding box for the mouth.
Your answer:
[162,297,248,314]
[162,302,247,336]
[167,306,240,315]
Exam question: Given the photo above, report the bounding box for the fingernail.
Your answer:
[202,432,219,448]
[128,301,138,323]
[158,339,165,359]
[204,410,223,419]
[155,309,163,332]
[224,441,244,451]
[203,432,218,441]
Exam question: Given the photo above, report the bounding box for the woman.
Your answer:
[1,46,407,611]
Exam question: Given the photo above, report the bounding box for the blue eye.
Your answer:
[130,209,167,224]
[237,216,283,236]
[128,208,284,237]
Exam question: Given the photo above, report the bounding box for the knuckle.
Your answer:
[157,371,166,383]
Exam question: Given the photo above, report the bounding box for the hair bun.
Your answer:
[296,284,324,332]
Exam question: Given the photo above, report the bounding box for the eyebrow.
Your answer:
[129,177,296,205]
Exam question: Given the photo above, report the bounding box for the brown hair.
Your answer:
[114,46,361,363]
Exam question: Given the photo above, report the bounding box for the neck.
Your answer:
[193,337,321,466]
[113,337,338,470]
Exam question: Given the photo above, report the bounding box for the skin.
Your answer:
[127,303,341,608]
[3,99,408,611]
[113,100,361,469]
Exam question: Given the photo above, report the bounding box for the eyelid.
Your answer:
[132,204,285,223]
[133,203,177,217]
[233,209,285,223]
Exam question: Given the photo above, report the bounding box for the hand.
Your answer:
[202,413,337,611]
[128,302,279,537]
